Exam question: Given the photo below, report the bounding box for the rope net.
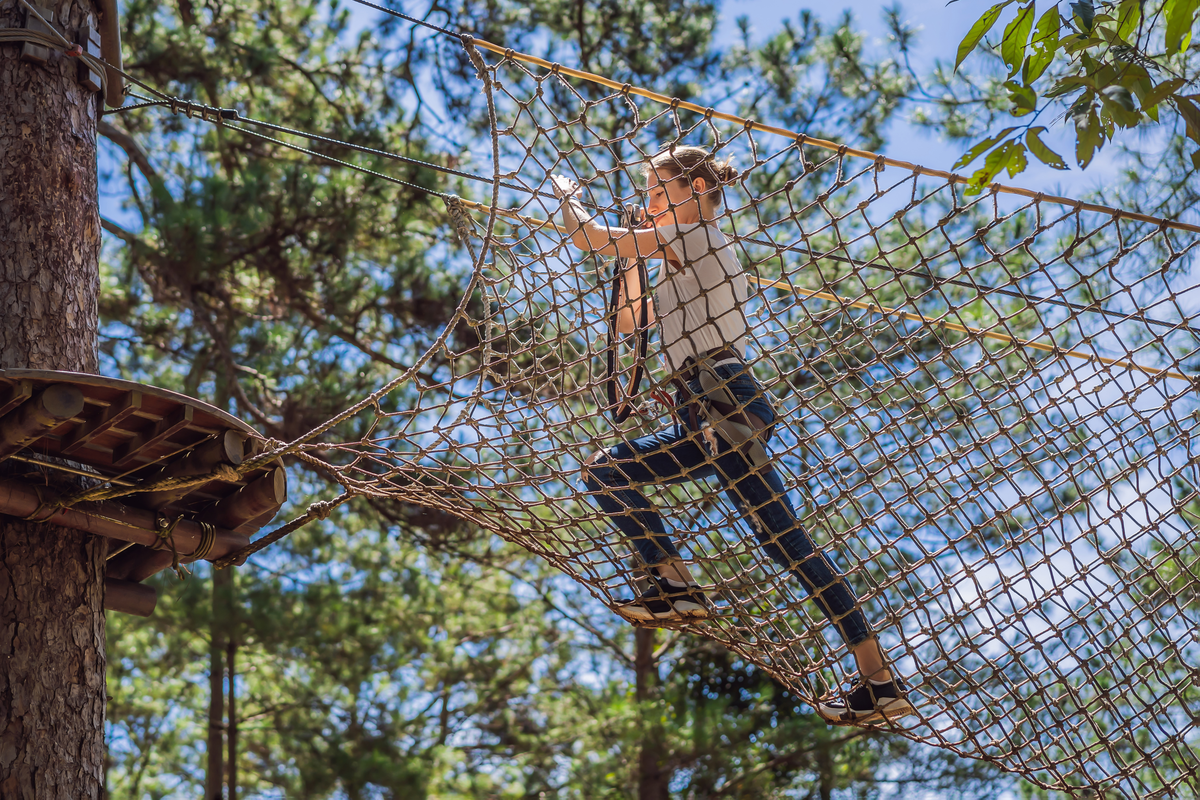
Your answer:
[147,41,1200,795]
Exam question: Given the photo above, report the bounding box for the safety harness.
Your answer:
[671,348,775,469]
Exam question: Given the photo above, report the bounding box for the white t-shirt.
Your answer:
[652,222,749,373]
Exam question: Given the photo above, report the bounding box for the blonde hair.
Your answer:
[642,145,739,209]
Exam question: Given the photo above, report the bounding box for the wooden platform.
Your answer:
[0,370,287,615]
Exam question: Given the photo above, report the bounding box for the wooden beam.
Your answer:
[61,390,142,456]
[198,467,286,530]
[97,0,124,108]
[0,476,248,558]
[104,578,156,617]
[134,430,246,510]
[0,384,85,462]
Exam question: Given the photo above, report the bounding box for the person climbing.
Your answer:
[551,145,913,725]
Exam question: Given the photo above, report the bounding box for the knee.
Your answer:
[581,448,619,492]
[583,448,614,491]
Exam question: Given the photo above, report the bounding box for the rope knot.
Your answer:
[445,194,473,244]
[310,499,335,521]
[23,484,62,524]
[461,36,490,82]
[153,513,187,579]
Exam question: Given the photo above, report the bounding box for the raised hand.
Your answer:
[551,173,581,199]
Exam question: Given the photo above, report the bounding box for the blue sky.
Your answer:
[714,0,1130,200]
[326,0,1133,205]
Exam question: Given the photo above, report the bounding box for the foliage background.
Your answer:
[98,0,1199,797]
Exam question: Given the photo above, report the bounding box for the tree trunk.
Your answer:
[206,567,230,799]
[226,599,237,800]
[634,628,669,800]
[0,0,104,797]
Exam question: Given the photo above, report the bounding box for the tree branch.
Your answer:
[98,121,164,192]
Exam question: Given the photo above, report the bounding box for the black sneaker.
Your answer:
[613,576,713,622]
[817,677,914,725]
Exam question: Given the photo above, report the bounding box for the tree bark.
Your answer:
[206,567,230,800]
[226,591,237,800]
[0,0,105,797]
[635,628,669,800]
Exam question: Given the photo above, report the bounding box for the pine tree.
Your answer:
[0,0,105,796]
[100,1,1034,797]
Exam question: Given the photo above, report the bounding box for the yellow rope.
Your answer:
[461,36,1200,237]
[751,277,1193,384]
[465,204,1194,385]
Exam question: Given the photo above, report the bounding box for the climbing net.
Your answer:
[97,26,1200,797]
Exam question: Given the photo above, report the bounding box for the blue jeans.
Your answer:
[582,363,873,648]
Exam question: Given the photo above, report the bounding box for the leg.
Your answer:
[584,447,700,585]
[581,423,716,619]
[581,422,714,571]
[708,434,875,650]
[706,437,912,722]
[851,638,891,683]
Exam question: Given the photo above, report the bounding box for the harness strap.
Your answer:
[670,350,774,467]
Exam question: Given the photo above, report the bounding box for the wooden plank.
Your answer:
[0,380,33,419]
[61,390,143,456]
[112,405,194,468]
[0,385,86,462]
[0,476,248,569]
[0,369,256,437]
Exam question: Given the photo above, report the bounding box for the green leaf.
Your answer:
[1116,0,1141,38]
[1045,76,1092,97]
[956,0,1017,71]
[966,139,1022,193]
[1178,95,1200,143]
[1005,80,1038,115]
[1138,77,1187,112]
[1192,148,1200,170]
[1075,108,1102,168]
[1006,142,1029,177]
[1063,34,1104,53]
[1001,2,1036,76]
[953,126,1017,170]
[1096,26,1129,46]
[1100,85,1140,127]
[1025,126,1069,170]
[1023,5,1061,84]
[1102,85,1136,111]
[1115,62,1151,83]
[1130,76,1156,119]
[1165,0,1200,54]
[1071,0,1095,32]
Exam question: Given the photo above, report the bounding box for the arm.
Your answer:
[553,175,671,261]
